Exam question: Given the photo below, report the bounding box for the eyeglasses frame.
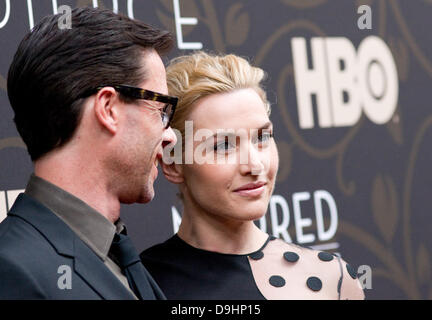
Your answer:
[82,84,178,129]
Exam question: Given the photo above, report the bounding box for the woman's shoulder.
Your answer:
[140,234,181,260]
[247,236,364,300]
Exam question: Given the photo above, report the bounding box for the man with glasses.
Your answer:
[0,7,177,299]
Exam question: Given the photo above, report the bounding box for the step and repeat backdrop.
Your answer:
[0,0,431,299]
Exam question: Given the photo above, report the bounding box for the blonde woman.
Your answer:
[140,52,364,300]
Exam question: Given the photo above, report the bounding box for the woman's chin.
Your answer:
[236,207,267,222]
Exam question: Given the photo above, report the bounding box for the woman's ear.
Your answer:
[161,161,184,184]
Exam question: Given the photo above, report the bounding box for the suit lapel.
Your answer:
[8,193,135,300]
[8,193,75,257]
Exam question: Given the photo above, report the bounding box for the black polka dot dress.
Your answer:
[140,234,364,300]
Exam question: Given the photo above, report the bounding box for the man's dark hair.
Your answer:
[7,7,173,161]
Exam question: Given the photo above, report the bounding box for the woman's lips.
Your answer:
[233,182,267,197]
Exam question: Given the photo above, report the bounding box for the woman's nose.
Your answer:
[239,143,265,176]
[250,151,265,175]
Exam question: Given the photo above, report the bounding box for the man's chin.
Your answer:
[118,186,154,204]
[139,187,155,204]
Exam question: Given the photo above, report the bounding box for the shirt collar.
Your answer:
[25,174,120,261]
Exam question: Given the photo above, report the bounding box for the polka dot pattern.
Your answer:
[306,276,322,292]
[249,251,264,260]
[264,248,337,293]
[346,264,357,279]
[247,237,358,299]
[269,275,285,287]
[318,251,334,262]
[283,251,299,263]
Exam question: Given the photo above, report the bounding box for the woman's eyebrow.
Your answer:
[205,122,274,140]
[258,121,273,130]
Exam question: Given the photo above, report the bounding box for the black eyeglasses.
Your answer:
[83,84,178,129]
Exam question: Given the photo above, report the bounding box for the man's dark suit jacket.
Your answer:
[0,193,163,299]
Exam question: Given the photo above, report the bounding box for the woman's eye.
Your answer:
[256,131,273,144]
[214,140,235,152]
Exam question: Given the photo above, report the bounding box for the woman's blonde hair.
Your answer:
[166,51,271,147]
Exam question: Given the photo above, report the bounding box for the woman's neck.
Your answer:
[177,201,269,254]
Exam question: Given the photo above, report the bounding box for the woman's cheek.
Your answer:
[198,163,227,184]
[272,144,280,172]
[266,149,279,183]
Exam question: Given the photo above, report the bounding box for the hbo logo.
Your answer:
[292,36,398,128]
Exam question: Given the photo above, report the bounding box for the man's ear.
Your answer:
[93,87,120,134]
[161,161,184,184]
